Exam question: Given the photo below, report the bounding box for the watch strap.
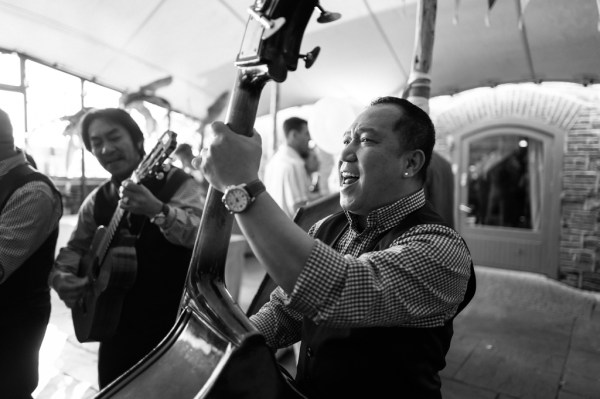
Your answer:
[244,179,266,199]
[150,203,169,223]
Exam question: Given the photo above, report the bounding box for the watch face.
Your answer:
[225,187,250,213]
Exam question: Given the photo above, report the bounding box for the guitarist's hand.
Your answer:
[119,179,163,218]
[53,271,89,308]
[200,121,262,191]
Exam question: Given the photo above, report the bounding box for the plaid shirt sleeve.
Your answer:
[287,223,472,328]
[0,181,63,283]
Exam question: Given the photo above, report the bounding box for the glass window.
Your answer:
[83,81,121,109]
[465,135,543,230]
[0,52,21,86]
[25,60,83,178]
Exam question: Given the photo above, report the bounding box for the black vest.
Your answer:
[93,168,193,334]
[295,202,476,399]
[0,164,62,313]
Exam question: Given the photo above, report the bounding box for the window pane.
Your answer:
[0,52,21,86]
[466,135,542,229]
[83,81,121,109]
[25,60,83,177]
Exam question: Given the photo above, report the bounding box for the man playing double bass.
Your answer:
[49,108,204,388]
[201,96,476,398]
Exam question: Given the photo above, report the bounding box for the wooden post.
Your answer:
[270,81,280,154]
[403,0,437,113]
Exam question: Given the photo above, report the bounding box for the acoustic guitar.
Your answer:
[72,130,177,343]
[94,1,336,397]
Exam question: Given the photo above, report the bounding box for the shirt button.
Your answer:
[307,347,313,357]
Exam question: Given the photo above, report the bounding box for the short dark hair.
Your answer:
[282,116,307,138]
[174,143,193,158]
[80,108,145,156]
[369,96,435,181]
[0,108,14,149]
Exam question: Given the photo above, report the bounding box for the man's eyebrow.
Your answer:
[90,127,118,140]
[345,127,378,135]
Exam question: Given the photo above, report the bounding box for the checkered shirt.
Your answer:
[251,189,473,349]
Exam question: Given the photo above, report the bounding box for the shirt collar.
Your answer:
[344,188,426,233]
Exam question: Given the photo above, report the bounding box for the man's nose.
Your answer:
[340,143,357,162]
[100,142,115,154]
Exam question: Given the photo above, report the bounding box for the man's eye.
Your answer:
[342,138,350,145]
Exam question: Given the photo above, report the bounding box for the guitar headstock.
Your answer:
[236,0,340,82]
[133,130,177,183]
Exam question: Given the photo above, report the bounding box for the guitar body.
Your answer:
[73,226,137,343]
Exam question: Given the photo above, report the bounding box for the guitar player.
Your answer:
[49,108,204,389]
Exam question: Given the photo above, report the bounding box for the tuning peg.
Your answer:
[300,46,321,69]
[247,6,286,39]
[315,3,341,23]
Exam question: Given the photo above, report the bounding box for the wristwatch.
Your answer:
[222,179,266,214]
[150,203,170,226]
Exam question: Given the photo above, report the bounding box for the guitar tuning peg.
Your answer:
[315,3,341,24]
[300,46,321,69]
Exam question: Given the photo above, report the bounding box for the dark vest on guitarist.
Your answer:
[93,168,193,336]
[295,202,476,399]
[0,163,61,311]
[0,163,62,397]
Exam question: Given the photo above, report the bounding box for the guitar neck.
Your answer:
[97,204,127,266]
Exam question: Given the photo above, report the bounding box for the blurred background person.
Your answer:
[264,116,317,219]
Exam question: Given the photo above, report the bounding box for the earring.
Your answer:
[404,172,409,177]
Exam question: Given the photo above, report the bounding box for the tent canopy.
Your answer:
[1,0,598,120]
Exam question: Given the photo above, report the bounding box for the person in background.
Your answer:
[304,146,322,196]
[264,117,318,219]
[49,108,204,389]
[424,151,455,228]
[0,108,63,398]
[200,96,475,398]
[173,142,209,200]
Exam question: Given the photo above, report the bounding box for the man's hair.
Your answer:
[369,96,435,181]
[0,108,15,149]
[174,143,194,160]
[174,142,192,155]
[80,108,145,155]
[282,116,308,138]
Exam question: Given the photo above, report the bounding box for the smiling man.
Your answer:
[49,108,204,389]
[201,96,476,398]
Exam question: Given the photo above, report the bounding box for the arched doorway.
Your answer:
[455,119,563,277]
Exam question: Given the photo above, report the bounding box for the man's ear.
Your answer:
[403,149,426,177]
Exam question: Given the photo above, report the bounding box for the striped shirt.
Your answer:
[251,189,472,349]
[0,152,63,283]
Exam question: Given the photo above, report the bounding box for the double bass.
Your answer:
[95,1,338,397]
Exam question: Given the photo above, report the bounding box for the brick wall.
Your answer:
[431,84,600,292]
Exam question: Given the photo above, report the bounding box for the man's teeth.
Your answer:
[341,172,359,184]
